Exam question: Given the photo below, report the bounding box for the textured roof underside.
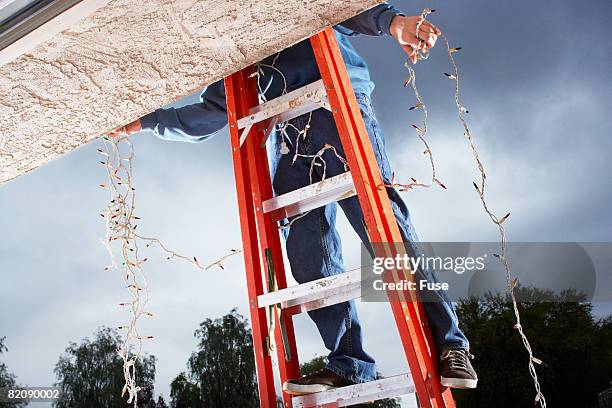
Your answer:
[0,0,382,184]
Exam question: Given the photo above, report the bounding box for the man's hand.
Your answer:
[390,15,441,64]
[106,119,142,138]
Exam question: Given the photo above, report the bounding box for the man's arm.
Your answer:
[338,2,403,36]
[110,80,228,142]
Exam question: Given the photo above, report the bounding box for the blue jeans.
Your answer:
[269,93,469,383]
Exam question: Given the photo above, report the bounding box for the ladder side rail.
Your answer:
[309,28,455,408]
[240,68,302,407]
[225,72,278,408]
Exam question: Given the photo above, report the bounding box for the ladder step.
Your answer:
[262,172,356,222]
[257,268,361,315]
[292,373,415,408]
[237,79,330,146]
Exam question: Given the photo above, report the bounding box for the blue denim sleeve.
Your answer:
[140,79,228,143]
[336,2,403,36]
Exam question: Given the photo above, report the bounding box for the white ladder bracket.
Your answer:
[237,79,331,147]
[262,171,356,222]
[292,373,415,407]
[258,268,362,315]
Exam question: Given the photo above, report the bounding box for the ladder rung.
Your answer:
[292,373,415,407]
[258,268,361,315]
[262,172,356,222]
[237,79,330,146]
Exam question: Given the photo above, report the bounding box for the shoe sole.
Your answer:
[440,376,478,389]
[282,382,335,396]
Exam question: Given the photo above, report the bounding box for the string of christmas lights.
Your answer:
[99,135,151,407]
[252,53,286,104]
[205,248,243,270]
[99,135,241,405]
[254,53,349,231]
[407,8,547,406]
[397,57,446,191]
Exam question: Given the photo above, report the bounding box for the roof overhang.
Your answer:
[0,0,382,184]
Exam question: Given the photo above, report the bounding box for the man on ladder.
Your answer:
[111,2,478,395]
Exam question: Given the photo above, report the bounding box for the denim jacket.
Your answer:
[140,3,403,143]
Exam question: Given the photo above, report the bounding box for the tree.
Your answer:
[300,356,400,408]
[169,372,199,408]
[170,309,259,407]
[0,336,27,408]
[155,396,168,407]
[53,327,156,408]
[452,287,612,407]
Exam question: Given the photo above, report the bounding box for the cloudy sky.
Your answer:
[1,0,611,406]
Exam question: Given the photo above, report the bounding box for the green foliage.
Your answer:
[453,287,612,407]
[299,356,400,408]
[53,327,156,408]
[0,336,27,408]
[299,355,326,375]
[155,395,168,407]
[169,372,200,408]
[170,309,258,408]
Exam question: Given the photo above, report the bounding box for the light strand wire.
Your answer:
[99,135,241,405]
[99,135,150,407]
[254,52,348,232]
[407,8,546,406]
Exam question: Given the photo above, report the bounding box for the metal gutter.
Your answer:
[0,0,107,67]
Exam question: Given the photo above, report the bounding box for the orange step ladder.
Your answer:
[224,27,456,408]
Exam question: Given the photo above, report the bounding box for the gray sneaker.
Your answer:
[439,348,478,389]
